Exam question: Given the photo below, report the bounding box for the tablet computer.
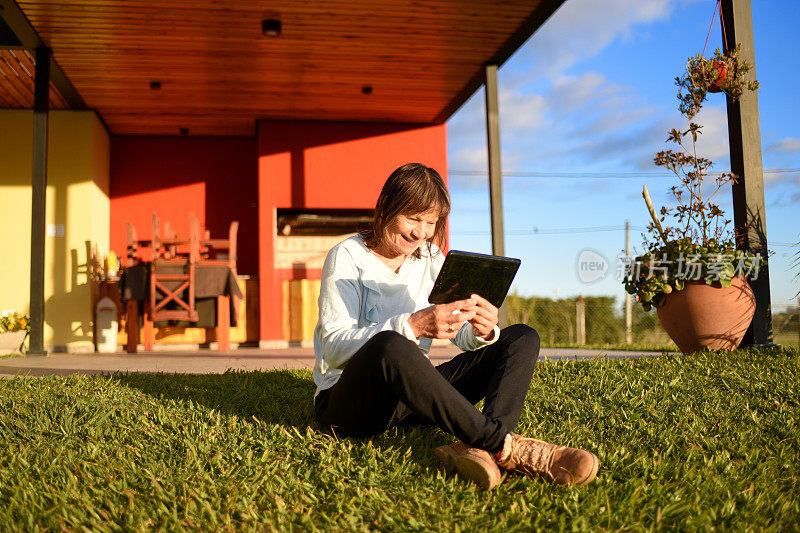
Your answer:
[429,250,521,309]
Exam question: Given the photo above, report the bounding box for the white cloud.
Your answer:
[767,173,800,207]
[449,72,659,173]
[506,0,677,81]
[688,105,731,161]
[764,170,796,186]
[570,116,671,169]
[767,137,800,154]
[499,89,548,134]
[449,147,487,174]
[550,72,658,142]
[446,0,713,191]
[447,86,548,146]
[547,72,617,114]
[447,0,685,157]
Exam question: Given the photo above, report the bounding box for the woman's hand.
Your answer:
[467,294,499,340]
[408,299,477,339]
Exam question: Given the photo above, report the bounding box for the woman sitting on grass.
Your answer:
[312,163,598,489]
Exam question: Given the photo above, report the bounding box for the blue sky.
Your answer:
[446,0,800,312]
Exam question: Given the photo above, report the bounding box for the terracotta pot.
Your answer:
[707,60,728,93]
[656,276,755,354]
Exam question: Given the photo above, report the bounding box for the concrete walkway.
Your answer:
[0,346,671,378]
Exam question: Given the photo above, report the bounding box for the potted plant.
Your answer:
[678,44,760,116]
[0,311,30,353]
[623,46,764,355]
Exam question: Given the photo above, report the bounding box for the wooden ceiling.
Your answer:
[0,48,67,108]
[4,0,564,136]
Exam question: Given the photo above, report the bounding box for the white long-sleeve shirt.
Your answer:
[313,235,500,397]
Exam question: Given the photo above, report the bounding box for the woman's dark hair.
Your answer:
[360,163,450,258]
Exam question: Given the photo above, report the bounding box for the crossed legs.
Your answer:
[313,324,540,453]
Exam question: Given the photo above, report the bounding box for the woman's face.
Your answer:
[382,208,440,257]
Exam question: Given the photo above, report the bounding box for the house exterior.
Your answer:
[0,0,565,351]
[1,0,773,352]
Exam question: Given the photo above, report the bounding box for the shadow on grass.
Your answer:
[112,370,318,429]
[111,369,453,470]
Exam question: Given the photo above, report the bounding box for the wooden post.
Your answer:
[27,46,50,357]
[216,295,231,352]
[625,220,632,344]
[142,301,154,351]
[577,295,585,345]
[125,300,139,353]
[720,0,773,346]
[484,64,508,327]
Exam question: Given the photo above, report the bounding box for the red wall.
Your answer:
[108,124,448,343]
[110,136,259,275]
[258,120,448,341]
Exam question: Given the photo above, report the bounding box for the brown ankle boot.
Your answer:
[435,442,502,490]
[496,434,599,485]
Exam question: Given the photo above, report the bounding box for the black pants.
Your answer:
[314,324,540,454]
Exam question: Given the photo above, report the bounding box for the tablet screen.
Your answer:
[428,250,521,309]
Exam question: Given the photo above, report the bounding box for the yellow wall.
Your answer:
[0,109,110,352]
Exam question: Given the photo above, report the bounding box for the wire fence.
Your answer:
[772,302,800,349]
[507,294,800,350]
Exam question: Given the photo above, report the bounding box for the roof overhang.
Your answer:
[1,0,566,135]
[0,0,84,109]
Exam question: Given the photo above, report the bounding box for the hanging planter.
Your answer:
[675,0,759,117]
[706,60,728,93]
[679,45,759,118]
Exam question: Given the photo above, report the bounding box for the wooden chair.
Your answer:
[148,213,200,323]
[194,214,239,352]
[125,222,140,266]
[200,220,239,276]
[126,213,238,353]
[162,220,178,260]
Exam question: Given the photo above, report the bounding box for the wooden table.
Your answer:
[119,264,242,352]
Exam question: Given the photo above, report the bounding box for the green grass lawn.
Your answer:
[1,348,798,531]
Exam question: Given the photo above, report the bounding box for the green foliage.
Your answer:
[507,293,576,346]
[0,311,29,334]
[0,349,798,530]
[624,238,762,312]
[506,293,672,347]
[677,45,760,119]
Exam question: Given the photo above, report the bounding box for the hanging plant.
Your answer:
[677,44,760,119]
